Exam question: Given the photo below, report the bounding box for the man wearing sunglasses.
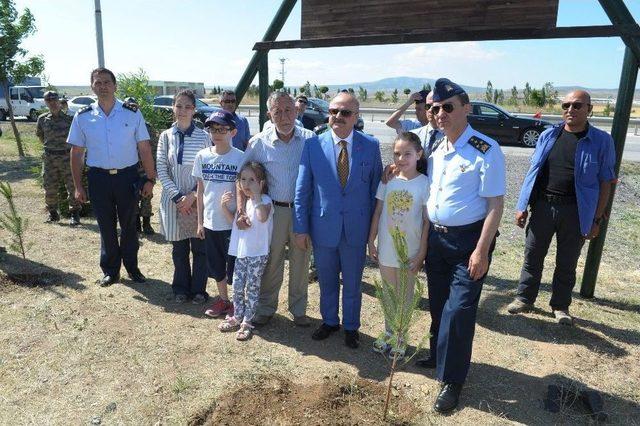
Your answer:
[294,92,382,349]
[410,90,443,154]
[416,78,505,414]
[385,89,431,134]
[219,90,250,151]
[508,90,616,325]
[295,95,316,130]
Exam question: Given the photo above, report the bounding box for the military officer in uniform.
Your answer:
[67,68,157,286]
[36,91,81,226]
[416,78,505,413]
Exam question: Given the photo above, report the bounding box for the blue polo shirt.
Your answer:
[516,122,616,235]
[231,112,250,151]
[67,99,150,169]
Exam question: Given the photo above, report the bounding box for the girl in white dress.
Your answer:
[368,132,430,359]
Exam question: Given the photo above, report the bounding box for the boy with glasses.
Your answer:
[219,90,250,151]
[508,90,616,324]
[193,111,245,318]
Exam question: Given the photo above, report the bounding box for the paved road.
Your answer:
[245,117,640,162]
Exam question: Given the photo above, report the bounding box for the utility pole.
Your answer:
[94,0,105,67]
[279,57,287,85]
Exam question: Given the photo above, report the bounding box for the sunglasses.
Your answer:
[222,99,236,104]
[329,108,355,117]
[208,126,232,134]
[430,103,456,115]
[561,102,589,110]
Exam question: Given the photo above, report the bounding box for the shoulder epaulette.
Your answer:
[78,106,92,115]
[468,135,491,154]
[122,102,138,113]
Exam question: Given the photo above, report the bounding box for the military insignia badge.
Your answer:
[468,136,491,154]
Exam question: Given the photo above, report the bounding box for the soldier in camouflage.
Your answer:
[36,91,81,226]
[137,121,158,234]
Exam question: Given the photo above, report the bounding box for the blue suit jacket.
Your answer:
[294,130,383,247]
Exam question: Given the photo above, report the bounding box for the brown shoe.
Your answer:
[553,309,574,325]
[507,299,534,314]
[293,315,311,327]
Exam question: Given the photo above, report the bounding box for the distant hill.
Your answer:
[322,76,485,93]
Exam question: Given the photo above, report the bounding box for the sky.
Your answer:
[12,0,640,89]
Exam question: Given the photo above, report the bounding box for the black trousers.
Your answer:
[516,198,585,310]
[171,238,208,297]
[87,165,139,277]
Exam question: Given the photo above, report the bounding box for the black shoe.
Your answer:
[136,215,142,233]
[344,330,360,349]
[416,355,437,369]
[45,209,60,223]
[311,323,340,340]
[127,269,147,283]
[434,383,463,414]
[69,211,81,227]
[99,274,120,287]
[142,217,155,235]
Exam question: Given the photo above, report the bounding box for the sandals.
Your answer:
[236,322,253,341]
[218,316,240,332]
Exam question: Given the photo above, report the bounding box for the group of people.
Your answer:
[35,67,616,414]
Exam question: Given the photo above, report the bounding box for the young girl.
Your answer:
[219,162,273,341]
[368,132,430,359]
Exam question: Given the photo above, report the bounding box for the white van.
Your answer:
[0,86,48,121]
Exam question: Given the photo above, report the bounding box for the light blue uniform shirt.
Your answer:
[411,123,443,153]
[516,122,616,235]
[231,112,250,151]
[427,124,506,226]
[67,99,150,169]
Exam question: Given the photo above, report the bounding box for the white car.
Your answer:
[66,95,97,115]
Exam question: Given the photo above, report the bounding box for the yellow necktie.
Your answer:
[337,140,349,187]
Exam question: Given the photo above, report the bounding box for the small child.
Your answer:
[368,132,430,359]
[219,162,273,341]
[193,111,245,317]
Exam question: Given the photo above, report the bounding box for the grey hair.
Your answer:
[267,91,294,110]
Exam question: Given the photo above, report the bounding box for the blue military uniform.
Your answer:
[67,100,150,279]
[425,79,506,385]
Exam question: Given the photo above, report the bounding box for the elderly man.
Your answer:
[294,92,382,349]
[219,90,250,151]
[68,68,156,286]
[36,90,81,226]
[385,89,430,134]
[242,92,315,326]
[416,78,505,413]
[507,90,616,324]
[410,91,443,155]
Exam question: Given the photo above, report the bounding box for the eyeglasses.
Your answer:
[430,103,456,115]
[329,108,355,117]
[561,102,589,110]
[222,99,236,104]
[208,126,231,134]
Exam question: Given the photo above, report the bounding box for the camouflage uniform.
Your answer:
[137,122,158,218]
[36,111,81,213]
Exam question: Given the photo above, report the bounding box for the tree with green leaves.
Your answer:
[272,79,284,91]
[0,0,45,157]
[523,82,532,106]
[374,90,386,103]
[300,81,311,96]
[0,181,30,259]
[403,88,411,97]
[116,68,168,132]
[485,81,494,103]
[293,87,297,97]
[358,86,368,101]
[390,88,399,103]
[347,87,355,95]
[530,88,545,107]
[319,85,329,99]
[543,82,558,107]
[509,86,519,106]
[422,83,432,92]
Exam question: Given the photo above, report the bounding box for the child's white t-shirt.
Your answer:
[228,194,274,258]
[192,146,244,231]
[376,174,430,268]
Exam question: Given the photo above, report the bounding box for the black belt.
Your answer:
[540,193,577,205]
[89,164,138,175]
[273,200,294,208]
[431,219,484,234]
[44,148,70,155]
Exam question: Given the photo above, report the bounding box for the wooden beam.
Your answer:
[254,25,637,50]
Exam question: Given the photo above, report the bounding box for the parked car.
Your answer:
[0,85,47,121]
[468,101,554,147]
[67,95,97,115]
[153,95,220,124]
[305,97,365,131]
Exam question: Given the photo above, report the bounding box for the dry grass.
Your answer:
[0,132,639,424]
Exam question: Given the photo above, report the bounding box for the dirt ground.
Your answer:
[0,131,639,424]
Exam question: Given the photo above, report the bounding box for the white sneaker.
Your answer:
[553,309,574,325]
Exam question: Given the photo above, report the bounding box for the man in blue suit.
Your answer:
[294,92,382,349]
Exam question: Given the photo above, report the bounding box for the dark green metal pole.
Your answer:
[258,54,269,131]
[580,46,638,298]
[234,0,297,103]
[598,0,640,60]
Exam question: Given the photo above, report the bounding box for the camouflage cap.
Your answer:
[43,91,59,101]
